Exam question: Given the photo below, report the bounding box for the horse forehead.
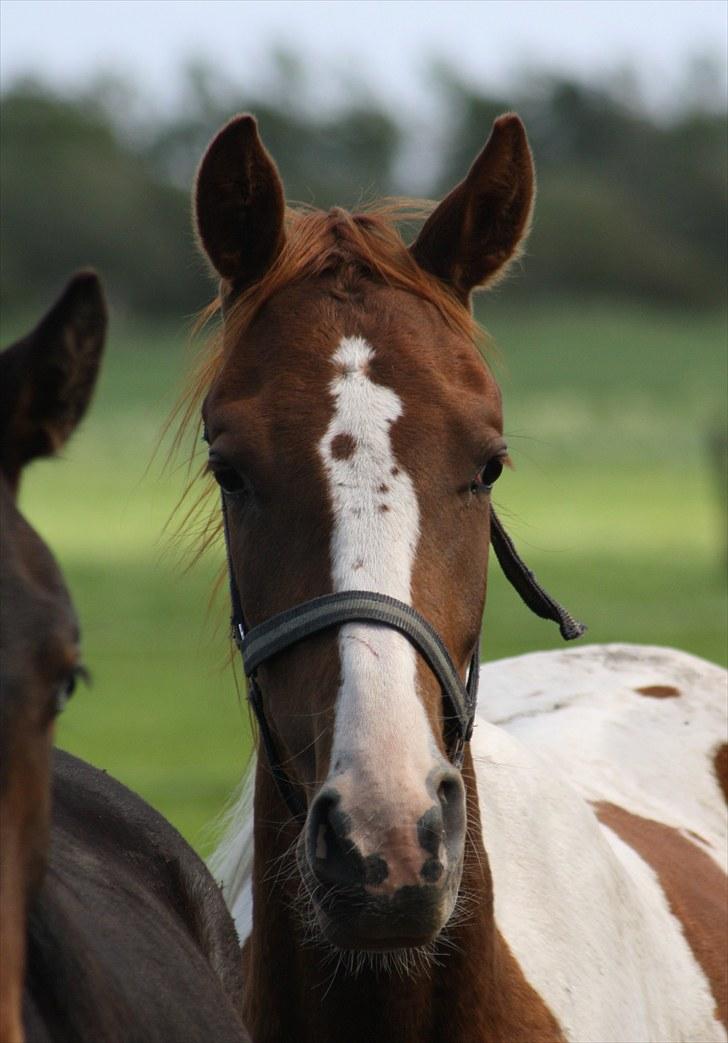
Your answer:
[214,281,497,428]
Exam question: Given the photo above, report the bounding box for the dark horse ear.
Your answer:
[410,114,535,303]
[195,114,285,290]
[0,271,107,487]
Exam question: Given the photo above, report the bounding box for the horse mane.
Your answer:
[167,200,488,570]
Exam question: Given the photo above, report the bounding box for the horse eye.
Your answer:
[472,456,504,492]
[212,467,247,496]
[208,451,248,496]
[53,664,88,717]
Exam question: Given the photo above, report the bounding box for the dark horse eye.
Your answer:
[472,456,504,492]
[207,450,248,496]
[212,467,247,497]
[53,664,88,717]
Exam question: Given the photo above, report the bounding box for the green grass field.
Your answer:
[6,300,726,854]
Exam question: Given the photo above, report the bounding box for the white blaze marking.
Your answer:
[318,336,438,832]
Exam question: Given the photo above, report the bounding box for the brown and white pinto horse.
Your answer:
[0,277,250,1043]
[192,114,728,1042]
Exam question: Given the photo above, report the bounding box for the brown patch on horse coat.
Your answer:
[492,930,567,1043]
[634,684,680,698]
[330,433,356,460]
[714,744,728,806]
[594,801,728,1028]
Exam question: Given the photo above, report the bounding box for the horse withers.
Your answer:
[0,276,250,1043]
[190,112,727,1043]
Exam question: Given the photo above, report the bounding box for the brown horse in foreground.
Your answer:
[191,114,727,1042]
[0,276,250,1042]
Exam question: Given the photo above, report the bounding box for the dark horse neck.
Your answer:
[244,751,564,1043]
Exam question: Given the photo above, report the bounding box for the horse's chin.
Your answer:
[306,874,460,953]
[317,916,441,952]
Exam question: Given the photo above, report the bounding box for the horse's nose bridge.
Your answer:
[338,755,443,832]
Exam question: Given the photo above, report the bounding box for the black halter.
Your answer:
[221,497,585,823]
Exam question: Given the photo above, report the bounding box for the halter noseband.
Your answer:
[221,497,585,823]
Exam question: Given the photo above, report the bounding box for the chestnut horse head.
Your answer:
[195,113,536,955]
[0,274,106,1042]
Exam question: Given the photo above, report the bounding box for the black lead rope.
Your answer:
[221,497,585,822]
[490,511,587,642]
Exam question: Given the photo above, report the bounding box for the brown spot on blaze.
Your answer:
[352,560,364,571]
[378,483,389,494]
[593,801,728,1028]
[390,466,399,476]
[330,433,356,460]
[714,744,728,806]
[634,684,680,699]
[379,503,389,513]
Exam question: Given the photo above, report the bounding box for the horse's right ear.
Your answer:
[0,271,107,488]
[194,115,285,289]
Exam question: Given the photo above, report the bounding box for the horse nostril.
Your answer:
[438,775,461,809]
[307,790,338,861]
[307,789,365,887]
[432,768,466,855]
[417,804,445,857]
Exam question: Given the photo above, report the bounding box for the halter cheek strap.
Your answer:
[221,496,585,823]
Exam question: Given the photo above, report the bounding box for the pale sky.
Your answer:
[1,0,726,116]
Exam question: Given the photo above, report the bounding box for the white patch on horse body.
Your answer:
[471,719,727,1043]
[317,335,439,843]
[478,644,727,868]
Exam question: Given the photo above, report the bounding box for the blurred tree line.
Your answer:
[1,56,726,317]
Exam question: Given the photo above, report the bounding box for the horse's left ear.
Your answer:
[410,113,535,303]
[0,271,107,487]
[194,114,285,290]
